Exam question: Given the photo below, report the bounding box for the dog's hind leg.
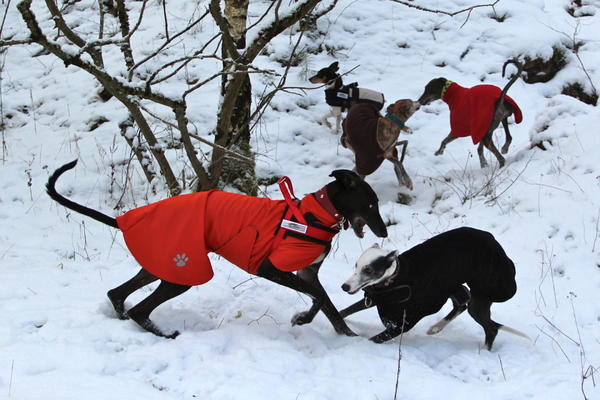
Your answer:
[501,118,512,154]
[427,285,470,335]
[126,280,191,338]
[107,268,158,320]
[477,132,504,168]
[467,295,501,350]
[435,134,457,156]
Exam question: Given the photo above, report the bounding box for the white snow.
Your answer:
[1,0,599,399]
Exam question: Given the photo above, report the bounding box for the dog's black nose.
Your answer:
[341,283,350,292]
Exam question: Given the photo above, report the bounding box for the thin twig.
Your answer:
[498,354,507,381]
[135,102,255,164]
[536,324,571,363]
[393,311,407,400]
[486,152,534,204]
[162,0,169,41]
[8,359,14,396]
[389,0,500,17]
[593,208,600,252]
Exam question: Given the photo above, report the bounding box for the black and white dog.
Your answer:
[47,161,387,338]
[340,227,528,350]
[309,62,385,134]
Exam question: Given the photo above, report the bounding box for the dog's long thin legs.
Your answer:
[257,259,356,336]
[390,158,413,191]
[107,268,158,319]
[501,118,512,154]
[127,280,191,338]
[482,135,505,168]
[435,134,457,156]
[477,141,488,168]
[339,298,373,318]
[467,296,500,350]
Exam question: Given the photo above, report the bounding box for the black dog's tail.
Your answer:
[46,160,119,228]
[499,324,530,340]
[496,58,524,110]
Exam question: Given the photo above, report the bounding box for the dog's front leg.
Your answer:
[340,297,373,318]
[321,109,334,129]
[257,259,356,336]
[435,133,457,156]
[333,108,342,134]
[370,318,416,343]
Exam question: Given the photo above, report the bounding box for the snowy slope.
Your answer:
[1,0,599,399]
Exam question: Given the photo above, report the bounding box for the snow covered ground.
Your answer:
[1,0,599,399]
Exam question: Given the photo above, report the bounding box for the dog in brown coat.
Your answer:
[341,99,419,190]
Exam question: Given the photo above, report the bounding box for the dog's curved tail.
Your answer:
[46,160,119,228]
[496,58,524,110]
[499,324,530,340]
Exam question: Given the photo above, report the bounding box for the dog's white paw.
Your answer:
[291,311,313,326]
[427,320,448,335]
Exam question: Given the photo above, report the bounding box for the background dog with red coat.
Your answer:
[418,59,524,168]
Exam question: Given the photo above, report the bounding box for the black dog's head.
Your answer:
[327,170,387,239]
[341,244,399,294]
[309,61,340,86]
[417,77,447,105]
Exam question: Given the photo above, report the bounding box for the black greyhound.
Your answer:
[340,227,528,350]
[418,59,524,168]
[47,161,387,338]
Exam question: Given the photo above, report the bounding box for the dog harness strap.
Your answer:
[384,113,405,129]
[270,177,339,253]
[278,176,306,224]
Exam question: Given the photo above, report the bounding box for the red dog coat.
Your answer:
[116,189,341,286]
[443,82,523,144]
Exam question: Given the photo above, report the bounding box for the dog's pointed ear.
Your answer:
[329,61,339,71]
[329,169,358,190]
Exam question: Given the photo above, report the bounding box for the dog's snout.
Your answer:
[341,283,350,292]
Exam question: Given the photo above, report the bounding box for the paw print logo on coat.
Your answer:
[173,253,189,267]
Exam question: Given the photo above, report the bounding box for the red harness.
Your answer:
[271,176,345,252]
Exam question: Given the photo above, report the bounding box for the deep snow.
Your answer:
[1,0,599,399]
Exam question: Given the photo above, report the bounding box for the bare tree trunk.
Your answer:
[215,0,256,195]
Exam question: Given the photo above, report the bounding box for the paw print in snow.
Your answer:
[173,253,189,267]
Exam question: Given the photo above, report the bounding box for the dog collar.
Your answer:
[384,113,405,129]
[313,186,349,230]
[364,284,412,306]
[441,80,453,99]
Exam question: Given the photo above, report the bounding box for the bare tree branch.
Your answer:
[44,0,104,66]
[128,8,210,81]
[388,0,500,17]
